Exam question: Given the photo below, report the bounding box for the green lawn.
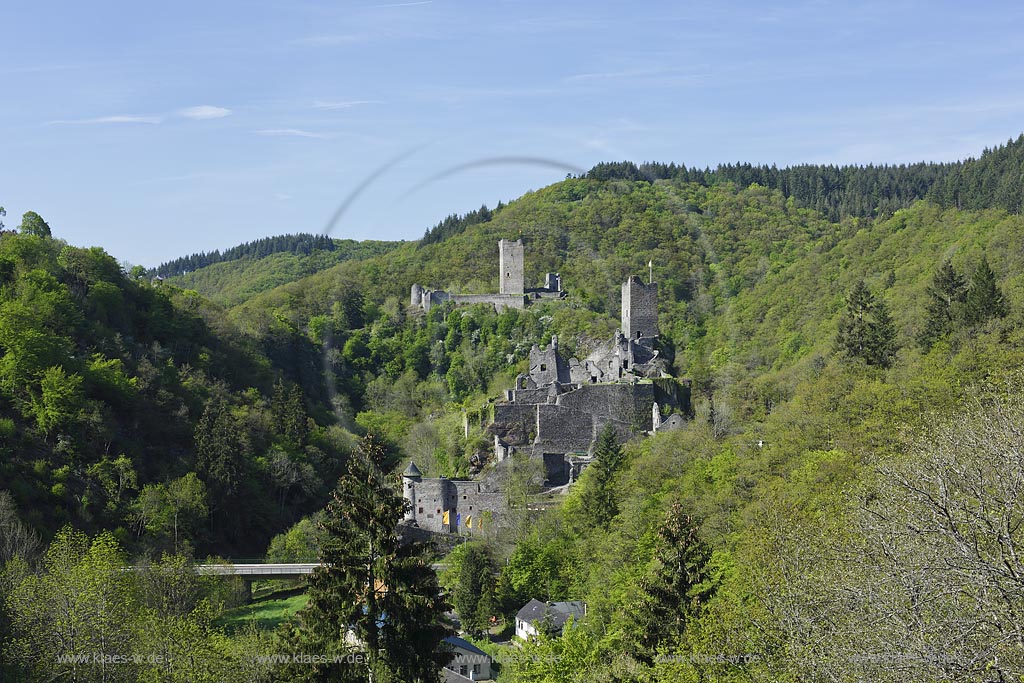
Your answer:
[215,589,309,634]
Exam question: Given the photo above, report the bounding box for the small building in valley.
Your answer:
[444,636,493,681]
[514,599,587,641]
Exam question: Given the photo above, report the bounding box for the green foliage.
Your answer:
[504,620,599,683]
[160,237,398,306]
[6,527,136,681]
[572,425,624,532]
[133,473,207,554]
[2,529,265,682]
[17,211,51,238]
[0,226,356,558]
[156,233,339,278]
[216,591,309,634]
[448,542,498,636]
[31,365,85,437]
[266,515,322,563]
[626,504,717,665]
[584,134,1024,221]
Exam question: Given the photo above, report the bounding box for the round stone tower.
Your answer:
[401,461,422,522]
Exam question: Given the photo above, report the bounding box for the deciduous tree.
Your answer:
[17,211,50,238]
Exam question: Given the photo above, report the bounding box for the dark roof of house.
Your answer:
[403,461,422,477]
[515,599,585,631]
[443,667,474,683]
[444,636,489,658]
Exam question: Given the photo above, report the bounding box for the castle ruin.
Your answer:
[410,239,564,312]
[400,241,690,536]
[489,275,689,485]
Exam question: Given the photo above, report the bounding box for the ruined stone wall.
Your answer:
[451,480,506,535]
[528,343,571,385]
[535,404,594,455]
[398,523,465,552]
[406,479,507,536]
[556,383,656,433]
[492,403,537,445]
[510,387,550,405]
[422,290,451,312]
[449,293,525,311]
[653,377,692,415]
[413,290,525,313]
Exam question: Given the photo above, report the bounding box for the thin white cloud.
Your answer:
[311,99,381,110]
[47,104,232,127]
[179,105,232,120]
[47,115,163,125]
[257,128,331,139]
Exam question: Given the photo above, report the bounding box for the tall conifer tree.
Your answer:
[919,260,966,349]
[295,435,451,683]
[964,256,1008,325]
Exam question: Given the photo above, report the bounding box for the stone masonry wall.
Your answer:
[499,239,525,295]
[621,277,659,339]
[556,382,656,432]
[492,403,536,444]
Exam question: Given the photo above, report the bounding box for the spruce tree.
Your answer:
[836,280,876,361]
[836,280,898,367]
[867,299,898,368]
[296,435,451,683]
[628,504,716,665]
[964,256,1008,325]
[918,260,966,349]
[452,543,497,637]
[579,424,624,531]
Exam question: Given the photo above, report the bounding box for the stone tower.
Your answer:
[621,276,658,339]
[402,461,422,523]
[498,239,525,295]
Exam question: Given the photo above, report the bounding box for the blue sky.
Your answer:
[3,1,1024,267]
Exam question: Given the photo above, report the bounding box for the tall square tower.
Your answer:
[499,239,525,295]
[621,276,658,339]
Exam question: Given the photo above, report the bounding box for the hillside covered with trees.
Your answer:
[3,134,1024,680]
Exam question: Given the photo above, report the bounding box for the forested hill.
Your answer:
[0,232,356,558]
[583,132,1024,221]
[161,237,401,307]
[154,233,338,278]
